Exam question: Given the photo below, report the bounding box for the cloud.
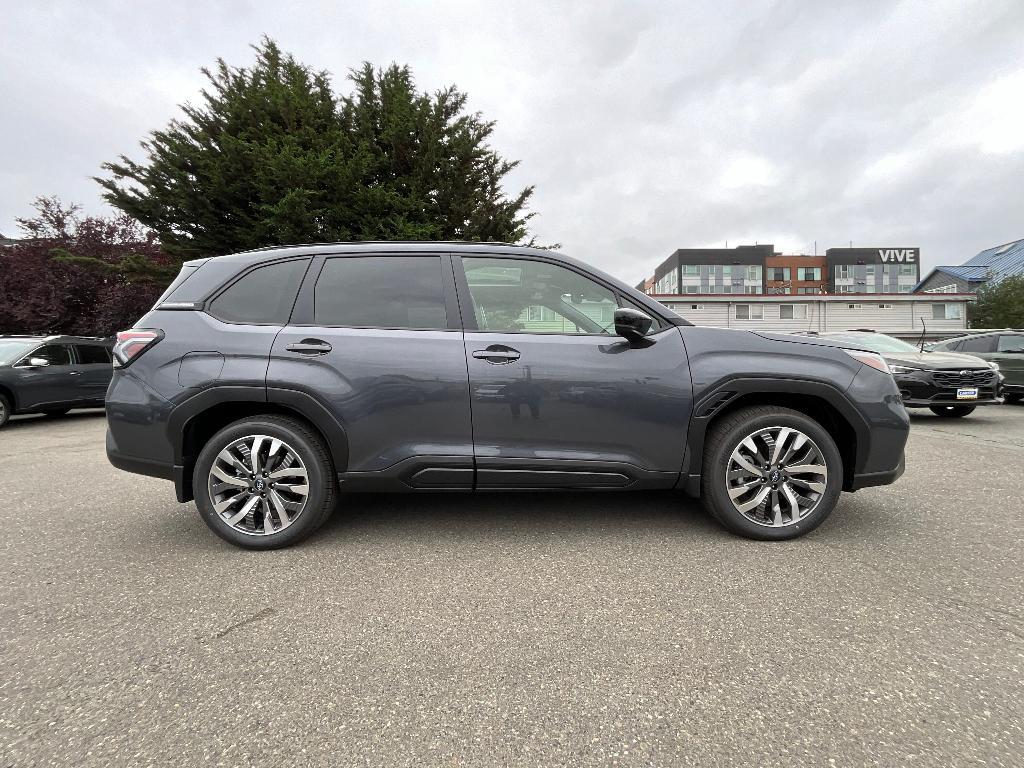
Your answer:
[2,0,1022,285]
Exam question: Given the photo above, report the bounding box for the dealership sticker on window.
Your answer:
[956,388,978,400]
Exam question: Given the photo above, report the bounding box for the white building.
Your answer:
[651,294,971,339]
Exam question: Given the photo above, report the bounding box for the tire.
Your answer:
[0,394,10,429]
[43,408,71,418]
[928,405,975,417]
[1004,394,1022,404]
[700,406,843,541]
[193,415,337,550]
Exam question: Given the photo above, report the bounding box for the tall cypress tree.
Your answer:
[97,39,538,259]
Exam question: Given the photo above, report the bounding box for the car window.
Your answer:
[26,344,72,366]
[209,259,309,325]
[313,256,448,329]
[75,345,111,364]
[960,335,996,353]
[461,257,618,335]
[0,340,34,365]
[997,335,1024,352]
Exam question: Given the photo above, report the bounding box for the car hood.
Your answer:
[881,351,991,370]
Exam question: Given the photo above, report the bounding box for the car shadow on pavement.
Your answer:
[3,408,106,431]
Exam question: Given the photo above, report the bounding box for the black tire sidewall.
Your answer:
[193,417,334,550]
[703,409,843,541]
[0,394,10,428]
[929,405,975,417]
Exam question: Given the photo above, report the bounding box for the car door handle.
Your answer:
[69,371,83,376]
[285,339,333,355]
[472,346,521,364]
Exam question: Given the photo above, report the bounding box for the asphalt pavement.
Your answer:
[1,405,1022,766]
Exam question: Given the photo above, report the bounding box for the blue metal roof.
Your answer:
[915,237,1024,290]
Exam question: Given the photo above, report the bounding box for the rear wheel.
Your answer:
[1004,394,1022,404]
[193,416,336,549]
[928,405,975,417]
[0,394,10,428]
[701,406,843,541]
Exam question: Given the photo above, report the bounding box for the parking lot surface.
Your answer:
[1,405,1022,766]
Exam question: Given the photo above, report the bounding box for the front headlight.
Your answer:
[843,349,892,374]
[889,364,922,375]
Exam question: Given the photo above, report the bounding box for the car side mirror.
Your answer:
[614,307,653,342]
[28,357,50,368]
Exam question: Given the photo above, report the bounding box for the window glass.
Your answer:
[932,303,962,320]
[75,345,111,364]
[780,304,808,320]
[0,340,34,365]
[734,304,763,320]
[462,257,618,335]
[997,335,1024,352]
[959,336,992,352]
[314,256,446,329]
[210,259,309,325]
[681,265,700,276]
[27,344,71,366]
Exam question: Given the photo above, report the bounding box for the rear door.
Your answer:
[267,253,474,488]
[13,343,77,409]
[72,344,113,402]
[993,333,1024,388]
[455,254,692,489]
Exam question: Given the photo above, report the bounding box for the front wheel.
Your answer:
[0,394,10,429]
[928,405,975,417]
[193,415,337,549]
[701,406,843,541]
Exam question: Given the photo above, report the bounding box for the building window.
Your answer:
[899,264,916,276]
[681,264,700,276]
[864,265,876,278]
[684,284,699,294]
[837,285,855,294]
[746,265,761,281]
[721,285,733,294]
[779,304,808,320]
[654,270,679,294]
[734,304,763,320]
[797,287,820,294]
[897,285,913,293]
[932,303,962,320]
[689,304,703,310]
[767,267,790,281]
[721,265,732,278]
[797,267,821,281]
[848,304,864,309]
[835,265,851,279]
[877,303,893,309]
[924,283,958,293]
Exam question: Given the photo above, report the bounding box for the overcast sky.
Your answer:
[3,0,1023,283]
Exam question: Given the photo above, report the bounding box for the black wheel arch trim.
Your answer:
[680,375,871,496]
[166,385,350,502]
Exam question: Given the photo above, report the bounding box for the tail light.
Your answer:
[112,329,164,368]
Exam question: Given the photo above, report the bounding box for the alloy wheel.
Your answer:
[724,426,828,527]
[207,434,310,536]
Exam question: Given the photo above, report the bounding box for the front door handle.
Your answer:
[472,345,521,364]
[69,371,83,376]
[285,339,333,355]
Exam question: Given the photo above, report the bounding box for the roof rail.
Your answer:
[232,239,524,255]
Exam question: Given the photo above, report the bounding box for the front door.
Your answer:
[456,255,692,489]
[13,343,77,409]
[267,253,474,489]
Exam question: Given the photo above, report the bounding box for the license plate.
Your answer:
[956,388,978,400]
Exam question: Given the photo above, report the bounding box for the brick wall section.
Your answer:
[764,255,827,295]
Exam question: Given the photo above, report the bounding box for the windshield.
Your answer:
[824,333,919,355]
[0,340,35,364]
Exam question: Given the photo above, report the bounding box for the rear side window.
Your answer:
[75,345,111,364]
[997,335,1024,352]
[314,256,447,329]
[960,335,995,353]
[209,259,309,325]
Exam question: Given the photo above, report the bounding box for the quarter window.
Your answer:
[210,259,309,325]
[462,257,619,335]
[314,256,447,329]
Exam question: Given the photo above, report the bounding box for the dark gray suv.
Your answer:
[0,335,113,428]
[105,243,909,548]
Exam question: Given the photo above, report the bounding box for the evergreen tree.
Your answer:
[97,39,538,258]
[969,275,1024,328]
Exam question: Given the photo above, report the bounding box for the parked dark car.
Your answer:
[0,335,114,428]
[105,243,909,549]
[928,330,1024,403]
[807,331,1002,417]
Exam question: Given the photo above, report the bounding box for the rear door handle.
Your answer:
[285,339,333,355]
[472,346,521,364]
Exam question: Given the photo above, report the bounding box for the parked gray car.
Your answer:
[105,242,910,548]
[0,335,114,428]
[929,330,1024,403]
